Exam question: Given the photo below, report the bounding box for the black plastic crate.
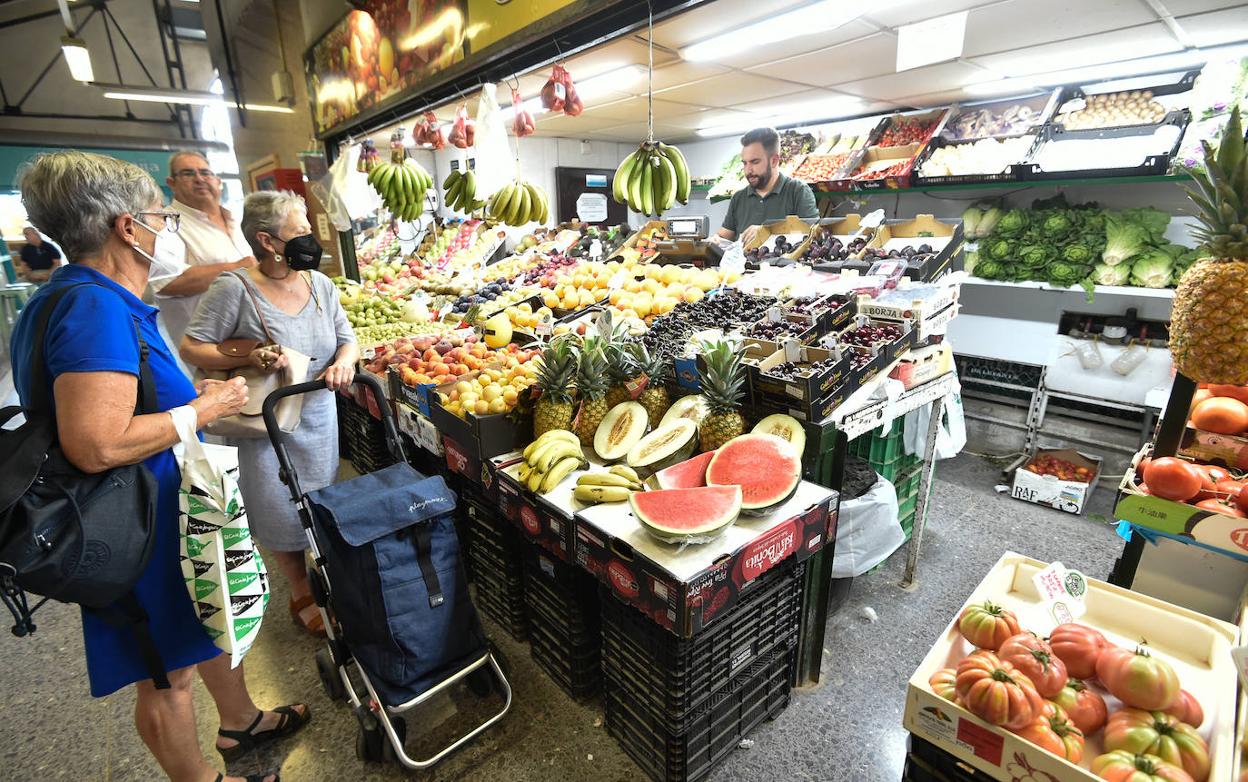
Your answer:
[464,500,529,641]
[471,564,528,641]
[522,544,601,627]
[605,645,792,782]
[522,544,602,698]
[907,735,992,781]
[599,560,802,734]
[528,612,601,699]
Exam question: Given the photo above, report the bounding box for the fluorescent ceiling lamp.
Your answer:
[681,1,887,63]
[97,83,294,112]
[500,97,547,120]
[896,11,967,72]
[60,36,94,82]
[696,97,861,138]
[575,64,645,98]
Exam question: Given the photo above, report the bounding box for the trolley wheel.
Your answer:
[315,647,346,701]
[354,709,385,763]
[380,715,408,765]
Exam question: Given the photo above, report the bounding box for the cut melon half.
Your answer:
[659,394,707,429]
[706,433,802,516]
[594,402,648,462]
[651,449,716,490]
[625,418,698,476]
[631,485,742,544]
[751,414,807,458]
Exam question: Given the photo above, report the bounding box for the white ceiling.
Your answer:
[377,0,1248,144]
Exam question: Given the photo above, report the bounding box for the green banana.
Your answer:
[655,152,676,212]
[640,156,654,216]
[515,183,532,224]
[613,150,640,204]
[541,456,582,493]
[661,143,691,204]
[574,485,632,504]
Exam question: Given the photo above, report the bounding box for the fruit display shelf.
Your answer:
[902,552,1238,782]
[813,172,1190,197]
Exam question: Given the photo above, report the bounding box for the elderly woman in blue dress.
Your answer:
[11,151,308,782]
[180,190,358,637]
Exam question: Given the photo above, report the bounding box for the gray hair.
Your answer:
[168,149,210,176]
[18,150,162,261]
[241,190,307,256]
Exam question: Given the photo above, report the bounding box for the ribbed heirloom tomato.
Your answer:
[1103,708,1210,782]
[955,650,1045,730]
[1096,646,1180,711]
[1012,701,1085,763]
[1051,678,1109,735]
[957,600,1022,650]
[1163,689,1204,729]
[999,632,1068,697]
[1049,622,1108,679]
[928,668,958,702]
[1091,750,1197,782]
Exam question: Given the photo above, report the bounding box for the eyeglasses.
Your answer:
[172,168,218,180]
[137,211,182,233]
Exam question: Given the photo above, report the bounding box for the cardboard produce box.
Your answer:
[743,216,816,260]
[904,551,1239,782]
[574,481,837,637]
[1179,427,1248,472]
[1116,451,1248,558]
[864,214,964,281]
[494,451,604,562]
[850,143,924,190]
[890,343,955,391]
[1010,448,1101,514]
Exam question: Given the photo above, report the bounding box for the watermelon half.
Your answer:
[706,433,801,516]
[650,449,717,490]
[631,485,742,544]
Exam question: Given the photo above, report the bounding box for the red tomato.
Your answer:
[1050,678,1109,735]
[1193,497,1246,518]
[955,650,1045,730]
[1237,484,1248,514]
[957,600,1022,650]
[1208,384,1248,404]
[1104,708,1210,782]
[928,667,957,702]
[1189,388,1213,414]
[999,632,1068,698]
[1215,478,1245,498]
[1190,396,1248,434]
[1096,646,1180,711]
[1143,458,1204,502]
[1049,623,1108,679]
[1163,689,1205,729]
[1011,701,1084,763]
[1092,750,1197,782]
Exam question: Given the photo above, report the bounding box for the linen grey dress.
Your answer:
[185,270,354,551]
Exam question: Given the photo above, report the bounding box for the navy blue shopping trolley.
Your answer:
[263,374,511,770]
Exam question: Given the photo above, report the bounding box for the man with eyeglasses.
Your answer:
[149,150,256,345]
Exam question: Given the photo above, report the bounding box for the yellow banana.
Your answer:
[540,456,582,494]
[576,472,638,489]
[532,440,584,474]
[526,462,546,493]
[524,429,580,460]
[574,485,632,504]
[608,465,641,483]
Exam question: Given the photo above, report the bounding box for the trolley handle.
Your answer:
[262,374,407,464]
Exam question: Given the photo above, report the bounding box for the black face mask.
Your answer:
[280,233,323,271]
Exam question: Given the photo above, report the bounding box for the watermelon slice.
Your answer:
[651,450,717,490]
[631,485,742,543]
[706,433,801,516]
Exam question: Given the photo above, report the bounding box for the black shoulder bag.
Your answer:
[0,283,170,688]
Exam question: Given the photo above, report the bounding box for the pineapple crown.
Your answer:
[577,336,610,399]
[536,334,578,404]
[628,341,667,379]
[1183,106,1248,258]
[697,339,744,413]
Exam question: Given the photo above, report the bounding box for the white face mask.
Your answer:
[133,218,187,279]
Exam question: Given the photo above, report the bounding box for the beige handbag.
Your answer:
[195,272,312,438]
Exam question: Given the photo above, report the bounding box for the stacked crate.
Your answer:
[600,561,804,782]
[904,735,991,781]
[336,395,397,475]
[522,545,602,699]
[850,421,931,539]
[461,486,529,641]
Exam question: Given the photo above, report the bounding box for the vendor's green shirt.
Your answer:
[722,173,818,235]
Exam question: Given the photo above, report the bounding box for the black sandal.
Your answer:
[216,704,311,762]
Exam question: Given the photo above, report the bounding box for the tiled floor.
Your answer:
[0,453,1125,781]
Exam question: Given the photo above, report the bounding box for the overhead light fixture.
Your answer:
[695,97,862,138]
[95,83,294,113]
[896,11,968,72]
[60,35,94,82]
[575,65,645,98]
[681,1,892,63]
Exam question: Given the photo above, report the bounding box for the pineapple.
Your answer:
[629,342,671,427]
[574,339,610,445]
[604,326,635,408]
[697,340,746,452]
[534,336,578,438]
[1171,106,1248,384]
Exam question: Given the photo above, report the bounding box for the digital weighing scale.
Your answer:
[652,216,724,267]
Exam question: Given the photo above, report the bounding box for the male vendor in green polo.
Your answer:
[716,126,818,247]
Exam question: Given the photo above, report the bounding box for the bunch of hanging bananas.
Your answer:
[486,179,550,226]
[442,169,485,214]
[367,159,433,221]
[612,141,690,217]
[573,466,643,504]
[517,430,587,494]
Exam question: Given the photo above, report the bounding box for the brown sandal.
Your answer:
[288,595,326,637]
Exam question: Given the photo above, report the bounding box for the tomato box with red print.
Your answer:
[1011,448,1102,515]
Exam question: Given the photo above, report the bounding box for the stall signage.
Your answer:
[576,192,608,223]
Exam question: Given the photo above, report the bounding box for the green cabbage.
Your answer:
[1019,244,1054,268]
[1062,243,1095,265]
[1103,214,1153,266]
[1089,263,1131,286]
[1041,212,1074,240]
[975,259,1006,279]
[994,209,1029,238]
[1129,249,1174,288]
[977,207,1004,238]
[986,239,1015,262]
[1046,261,1088,287]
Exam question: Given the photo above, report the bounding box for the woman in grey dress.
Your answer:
[181,190,358,636]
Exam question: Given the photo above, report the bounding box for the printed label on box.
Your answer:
[956,718,1004,766]
[1032,561,1088,623]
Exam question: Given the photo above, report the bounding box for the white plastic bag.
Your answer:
[473,83,513,201]
[309,144,381,232]
[903,392,966,460]
[831,476,905,578]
